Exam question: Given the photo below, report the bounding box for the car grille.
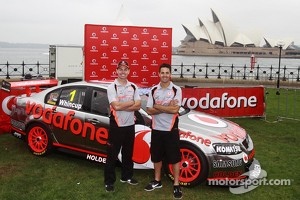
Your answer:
[11,119,25,131]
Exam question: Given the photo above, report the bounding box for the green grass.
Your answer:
[0,88,299,200]
[264,87,300,121]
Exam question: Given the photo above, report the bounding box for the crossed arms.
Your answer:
[147,99,180,115]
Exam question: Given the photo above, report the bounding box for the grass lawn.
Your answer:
[0,88,299,200]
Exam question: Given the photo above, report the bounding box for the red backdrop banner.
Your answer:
[84,24,172,86]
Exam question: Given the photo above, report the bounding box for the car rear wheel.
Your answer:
[27,124,52,156]
[163,143,208,187]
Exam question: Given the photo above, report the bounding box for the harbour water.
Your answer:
[0,47,299,69]
[172,55,300,69]
[0,47,49,64]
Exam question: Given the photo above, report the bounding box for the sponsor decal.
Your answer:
[213,159,243,168]
[213,170,243,178]
[86,154,106,163]
[132,126,151,164]
[179,129,211,146]
[213,125,246,142]
[188,113,227,128]
[242,153,249,163]
[2,95,15,115]
[248,149,255,161]
[26,102,108,145]
[213,143,242,155]
[58,99,82,110]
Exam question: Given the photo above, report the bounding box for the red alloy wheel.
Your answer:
[28,126,49,154]
[168,148,201,183]
[165,144,208,187]
[178,148,202,182]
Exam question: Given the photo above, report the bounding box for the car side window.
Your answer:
[45,89,61,105]
[90,89,109,116]
[58,87,86,111]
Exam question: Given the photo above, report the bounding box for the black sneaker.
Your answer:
[173,185,182,199]
[144,180,162,191]
[105,184,114,192]
[120,178,138,185]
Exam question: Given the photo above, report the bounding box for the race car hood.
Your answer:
[178,109,248,144]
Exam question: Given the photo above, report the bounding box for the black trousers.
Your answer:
[104,125,135,185]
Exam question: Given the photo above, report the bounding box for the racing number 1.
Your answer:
[70,90,76,102]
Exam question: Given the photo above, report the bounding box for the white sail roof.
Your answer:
[181,8,294,49]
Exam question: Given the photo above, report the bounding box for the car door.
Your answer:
[44,85,88,149]
[82,86,110,153]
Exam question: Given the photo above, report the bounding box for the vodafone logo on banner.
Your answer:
[84,24,172,86]
[182,86,265,118]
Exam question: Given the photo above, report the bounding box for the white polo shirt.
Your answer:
[107,80,141,127]
[146,82,182,131]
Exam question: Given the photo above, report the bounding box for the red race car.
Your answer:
[9,81,260,187]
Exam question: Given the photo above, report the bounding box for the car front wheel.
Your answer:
[164,142,208,187]
[27,124,52,156]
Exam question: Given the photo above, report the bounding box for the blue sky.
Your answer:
[0,0,299,46]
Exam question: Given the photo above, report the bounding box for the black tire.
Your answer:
[163,142,208,187]
[26,124,53,156]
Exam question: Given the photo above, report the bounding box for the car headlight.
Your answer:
[242,134,250,149]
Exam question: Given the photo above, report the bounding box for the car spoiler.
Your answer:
[0,78,58,134]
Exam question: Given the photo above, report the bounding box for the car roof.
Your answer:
[64,80,149,89]
[51,80,151,97]
[60,80,111,88]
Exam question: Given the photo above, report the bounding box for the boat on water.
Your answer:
[175,40,300,59]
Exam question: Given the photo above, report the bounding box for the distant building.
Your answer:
[177,9,300,58]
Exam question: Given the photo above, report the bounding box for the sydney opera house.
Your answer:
[176,9,300,58]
